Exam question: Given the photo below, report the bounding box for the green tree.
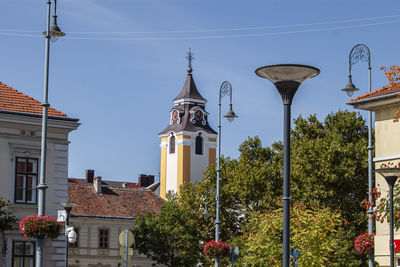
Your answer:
[234,203,344,266]
[134,193,204,267]
[0,198,16,232]
[181,110,368,264]
[0,197,16,266]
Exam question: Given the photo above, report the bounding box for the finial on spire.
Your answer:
[186,48,194,73]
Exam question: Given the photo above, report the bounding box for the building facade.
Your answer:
[0,82,79,266]
[68,170,164,267]
[158,66,217,199]
[349,81,400,266]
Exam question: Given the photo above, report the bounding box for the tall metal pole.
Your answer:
[282,103,291,267]
[367,60,374,267]
[389,182,395,267]
[215,81,236,267]
[375,170,400,267]
[36,1,52,266]
[215,85,222,267]
[275,80,299,267]
[346,44,374,267]
[256,65,319,267]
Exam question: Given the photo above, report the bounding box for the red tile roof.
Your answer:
[0,82,67,117]
[68,178,163,218]
[350,82,400,102]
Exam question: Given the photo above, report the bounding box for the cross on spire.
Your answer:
[186,48,194,73]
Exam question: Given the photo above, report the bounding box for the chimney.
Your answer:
[93,176,102,194]
[138,174,154,188]
[122,182,127,188]
[86,169,94,183]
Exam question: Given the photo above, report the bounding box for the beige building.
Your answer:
[0,82,80,266]
[158,65,217,199]
[68,170,163,267]
[349,81,400,266]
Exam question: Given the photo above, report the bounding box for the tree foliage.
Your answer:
[234,203,344,266]
[0,198,16,232]
[135,110,369,265]
[134,193,203,267]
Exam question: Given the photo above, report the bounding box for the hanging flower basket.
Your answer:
[19,215,63,239]
[354,233,374,255]
[203,240,231,259]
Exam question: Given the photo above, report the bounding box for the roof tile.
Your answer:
[350,82,400,102]
[68,178,163,218]
[0,82,67,117]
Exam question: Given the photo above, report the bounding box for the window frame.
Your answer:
[14,157,38,204]
[195,134,203,155]
[12,240,36,267]
[98,228,109,249]
[169,134,175,154]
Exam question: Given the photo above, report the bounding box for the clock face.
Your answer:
[195,110,202,119]
[173,110,178,120]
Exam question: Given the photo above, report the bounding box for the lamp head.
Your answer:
[255,64,320,84]
[341,75,359,97]
[224,104,238,123]
[375,168,400,187]
[202,209,210,220]
[43,15,65,42]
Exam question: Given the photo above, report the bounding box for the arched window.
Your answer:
[195,134,203,155]
[169,134,175,154]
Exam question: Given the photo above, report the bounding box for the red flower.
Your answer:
[354,233,374,255]
[19,215,62,240]
[203,240,231,259]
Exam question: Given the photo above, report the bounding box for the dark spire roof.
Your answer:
[173,73,206,102]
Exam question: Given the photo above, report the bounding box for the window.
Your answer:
[12,241,35,267]
[69,228,79,248]
[15,158,38,204]
[99,229,109,249]
[195,134,203,155]
[169,135,175,154]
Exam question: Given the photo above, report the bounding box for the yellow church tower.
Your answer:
[158,50,217,199]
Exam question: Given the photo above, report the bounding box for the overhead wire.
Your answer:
[0,14,399,40]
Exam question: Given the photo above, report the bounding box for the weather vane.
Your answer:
[186,48,194,73]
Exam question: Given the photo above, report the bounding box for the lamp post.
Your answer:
[37,1,65,266]
[375,168,400,267]
[341,44,374,267]
[59,202,77,267]
[255,64,319,267]
[215,81,238,267]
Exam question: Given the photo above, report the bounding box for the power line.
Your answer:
[0,17,399,41]
[0,14,399,35]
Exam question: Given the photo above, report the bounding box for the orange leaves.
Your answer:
[380,65,400,85]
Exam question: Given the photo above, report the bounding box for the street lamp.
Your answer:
[375,168,400,267]
[37,0,65,266]
[342,44,374,267]
[215,81,238,267]
[202,202,210,220]
[59,202,78,267]
[255,64,319,267]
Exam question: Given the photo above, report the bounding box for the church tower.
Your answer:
[158,50,217,199]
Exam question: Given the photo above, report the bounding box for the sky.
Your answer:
[0,0,400,182]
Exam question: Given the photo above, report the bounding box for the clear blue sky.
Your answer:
[1,0,399,182]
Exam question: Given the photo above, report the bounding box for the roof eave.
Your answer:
[0,110,79,122]
[348,92,400,111]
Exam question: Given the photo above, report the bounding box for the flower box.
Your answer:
[203,240,231,259]
[354,233,374,255]
[19,215,62,240]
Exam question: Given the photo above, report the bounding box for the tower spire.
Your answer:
[186,48,194,73]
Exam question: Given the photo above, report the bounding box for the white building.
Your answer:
[0,81,79,266]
